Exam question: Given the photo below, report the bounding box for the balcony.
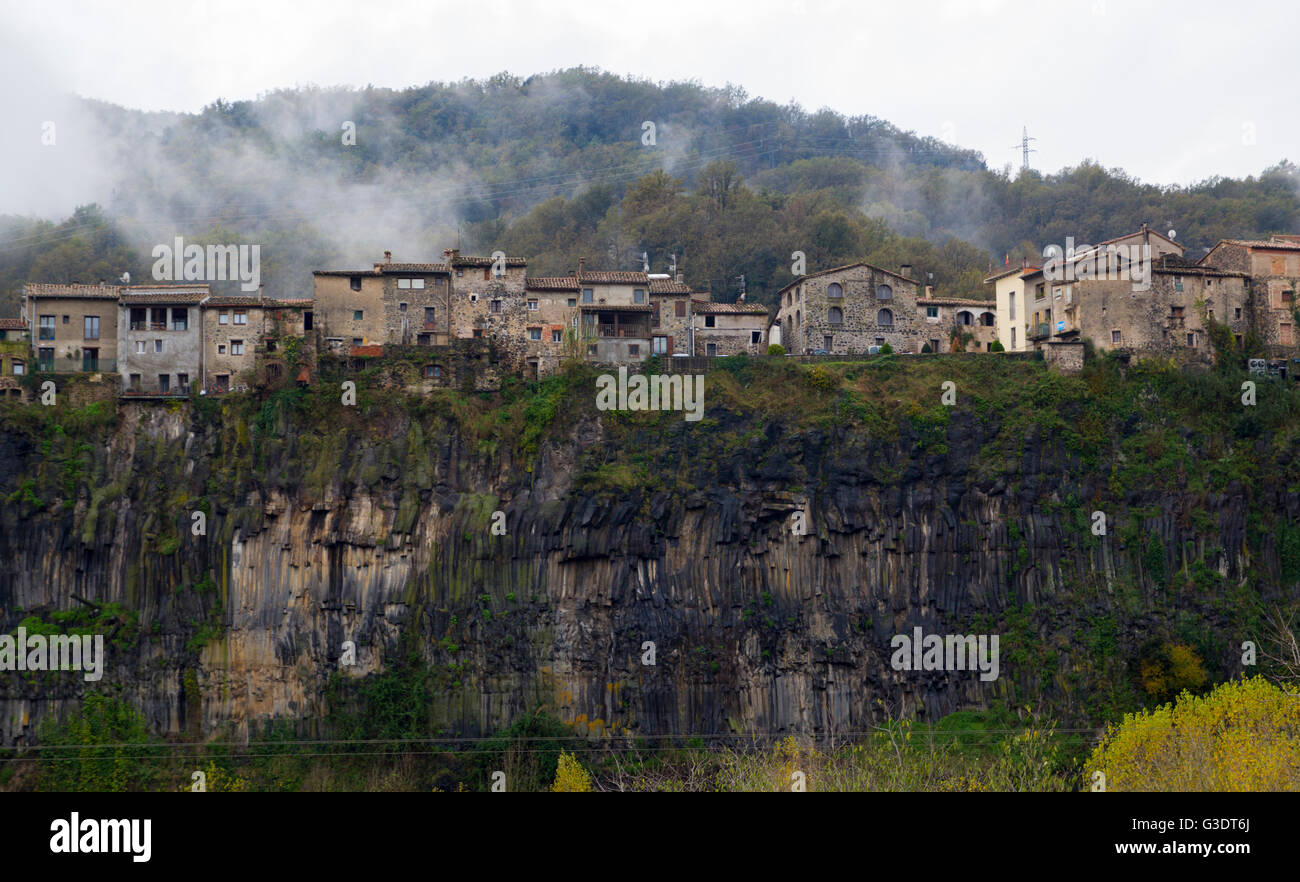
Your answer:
[1028,323,1051,340]
[35,356,117,373]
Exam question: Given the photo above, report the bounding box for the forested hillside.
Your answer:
[3,67,1298,315]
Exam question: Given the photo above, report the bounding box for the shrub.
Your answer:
[879,343,894,355]
[767,343,786,357]
[920,343,932,353]
[551,751,592,792]
[1088,676,1300,790]
[989,340,1005,352]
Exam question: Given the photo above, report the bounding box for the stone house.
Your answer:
[0,317,28,398]
[692,300,769,356]
[771,262,920,354]
[987,264,1036,352]
[1200,236,1300,355]
[915,298,998,352]
[22,283,123,373]
[118,286,209,395]
[202,296,316,394]
[312,252,452,350]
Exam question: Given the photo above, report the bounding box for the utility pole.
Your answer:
[1011,126,1037,172]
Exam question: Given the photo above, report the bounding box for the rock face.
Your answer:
[0,394,1288,746]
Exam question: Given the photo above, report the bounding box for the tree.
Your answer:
[551,750,592,792]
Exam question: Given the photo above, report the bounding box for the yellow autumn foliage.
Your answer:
[551,750,592,792]
[1088,676,1300,791]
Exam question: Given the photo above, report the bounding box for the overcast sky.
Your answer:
[3,0,1293,189]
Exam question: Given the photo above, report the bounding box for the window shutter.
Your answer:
[666,336,674,356]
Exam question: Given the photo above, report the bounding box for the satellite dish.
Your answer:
[120,271,131,284]
[1167,229,1176,239]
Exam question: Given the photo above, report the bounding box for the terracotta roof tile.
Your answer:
[691,300,768,314]
[577,271,648,284]
[648,279,692,294]
[525,277,580,291]
[0,317,27,330]
[24,283,124,299]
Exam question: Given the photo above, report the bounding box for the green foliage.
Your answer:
[37,694,164,792]
[766,343,786,356]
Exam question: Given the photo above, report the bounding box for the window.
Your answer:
[1174,277,1183,291]
[652,336,668,355]
[472,329,483,339]
[154,339,163,353]
[62,315,69,324]
[12,360,24,375]
[489,299,502,314]
[38,348,53,371]
[350,276,362,291]
[874,337,885,346]
[483,268,491,281]
[82,348,99,371]
[177,373,188,389]
[1112,330,1122,344]
[877,308,893,326]
[304,311,313,331]
[1234,308,1242,320]
[353,310,364,321]
[587,344,597,356]
[84,316,99,340]
[456,269,463,277]
[582,288,594,303]
[751,331,761,345]
[217,344,226,355]
[219,311,229,324]
[39,315,55,340]
[417,334,430,345]
[629,344,640,356]
[552,329,563,343]
[823,336,833,350]
[705,343,717,356]
[633,289,645,304]
[231,340,244,355]
[158,375,170,393]
[1009,299,1016,320]
[567,298,577,307]
[926,306,938,318]
[674,300,685,317]
[1281,323,1294,346]
[828,307,843,325]
[399,302,407,312]
[135,340,146,354]
[528,328,542,341]
[1187,333,1197,347]
[424,307,437,325]
[352,337,363,346]
[652,309,660,328]
[129,373,141,390]
[876,285,893,300]
[1010,328,1016,347]
[398,278,411,289]
[929,338,940,352]
[424,365,442,378]
[171,308,188,330]
[1035,284,1046,300]
[957,311,972,326]
[705,315,716,328]
[826,283,843,299]
[527,299,539,311]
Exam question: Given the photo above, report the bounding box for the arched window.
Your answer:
[957,311,973,326]
[827,282,843,299]
[828,306,843,324]
[876,284,893,300]
[980,312,995,327]
[796,309,801,327]
[877,308,893,326]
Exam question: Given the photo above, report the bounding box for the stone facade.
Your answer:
[692,301,769,356]
[1201,237,1300,355]
[916,298,998,352]
[22,283,123,373]
[312,253,453,349]
[118,286,209,395]
[773,263,921,354]
[202,296,316,394]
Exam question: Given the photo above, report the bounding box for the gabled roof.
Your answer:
[691,300,768,314]
[379,262,450,273]
[524,277,580,292]
[648,278,692,294]
[982,266,1024,284]
[577,270,649,284]
[0,317,27,330]
[24,283,124,299]
[775,261,917,295]
[447,255,526,268]
[1204,237,1300,255]
[917,298,997,308]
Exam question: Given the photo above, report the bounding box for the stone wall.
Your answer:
[775,264,920,354]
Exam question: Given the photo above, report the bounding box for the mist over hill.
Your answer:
[3,67,1298,315]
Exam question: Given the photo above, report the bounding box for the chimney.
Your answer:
[98,279,105,287]
[900,264,913,279]
[384,250,392,264]
[443,248,459,262]
[578,258,585,278]
[675,271,683,283]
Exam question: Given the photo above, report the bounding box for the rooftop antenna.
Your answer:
[641,251,649,273]
[1011,126,1037,171]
